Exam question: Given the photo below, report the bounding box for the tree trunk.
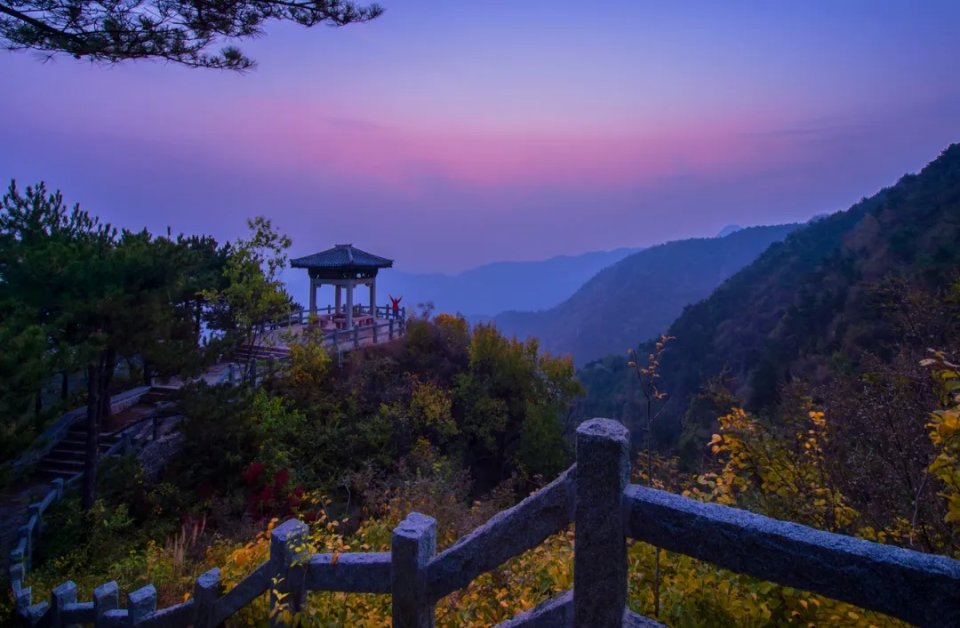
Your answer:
[61,371,69,402]
[195,299,202,340]
[81,350,115,511]
[81,362,101,511]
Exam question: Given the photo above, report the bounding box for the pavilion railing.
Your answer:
[272,305,407,329]
[10,419,960,627]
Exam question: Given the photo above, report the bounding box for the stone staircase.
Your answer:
[234,345,291,362]
[34,387,176,480]
[34,426,123,480]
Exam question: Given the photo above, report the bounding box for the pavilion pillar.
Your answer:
[345,282,354,329]
[369,280,376,319]
[309,278,317,318]
[335,285,342,315]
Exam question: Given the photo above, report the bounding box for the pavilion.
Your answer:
[290,244,394,331]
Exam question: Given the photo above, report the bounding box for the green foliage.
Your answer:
[203,216,292,382]
[1,0,382,70]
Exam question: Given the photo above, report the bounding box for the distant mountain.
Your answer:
[493,224,800,365]
[284,247,643,317]
[578,143,960,450]
[716,224,742,237]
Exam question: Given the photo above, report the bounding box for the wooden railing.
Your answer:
[10,419,960,627]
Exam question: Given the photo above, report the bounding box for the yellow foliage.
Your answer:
[699,405,858,531]
[924,351,960,528]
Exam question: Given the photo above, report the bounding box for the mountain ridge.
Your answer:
[577,142,960,451]
[493,224,801,365]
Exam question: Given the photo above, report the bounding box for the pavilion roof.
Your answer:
[290,244,393,270]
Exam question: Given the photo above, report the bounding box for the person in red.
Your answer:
[389,295,402,318]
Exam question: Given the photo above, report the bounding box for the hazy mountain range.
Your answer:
[284,247,643,317]
[284,225,749,320]
[493,224,800,365]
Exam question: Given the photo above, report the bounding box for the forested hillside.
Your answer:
[580,144,960,458]
[494,224,799,365]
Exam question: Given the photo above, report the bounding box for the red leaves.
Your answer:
[274,467,290,489]
[241,461,265,484]
[242,462,302,519]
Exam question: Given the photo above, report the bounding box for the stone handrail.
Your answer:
[274,305,407,329]
[624,485,960,627]
[8,386,153,482]
[10,418,960,627]
[321,317,408,352]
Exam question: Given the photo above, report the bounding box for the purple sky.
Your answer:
[2,1,959,272]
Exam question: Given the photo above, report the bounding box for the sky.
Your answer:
[2,1,959,273]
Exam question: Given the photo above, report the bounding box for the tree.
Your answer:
[1,181,218,507]
[204,216,292,383]
[627,334,673,618]
[1,0,382,69]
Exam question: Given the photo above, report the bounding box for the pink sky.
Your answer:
[1,1,959,271]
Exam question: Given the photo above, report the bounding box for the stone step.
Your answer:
[48,447,86,460]
[140,390,175,404]
[63,432,123,442]
[36,466,81,480]
[235,345,291,361]
[42,457,84,469]
[57,435,121,450]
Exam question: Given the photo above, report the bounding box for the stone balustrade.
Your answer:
[9,418,960,627]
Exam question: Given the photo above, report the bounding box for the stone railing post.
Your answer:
[269,519,309,627]
[392,512,437,628]
[129,584,157,625]
[574,418,630,628]
[17,522,32,572]
[50,580,76,627]
[52,477,64,499]
[94,581,119,624]
[193,567,222,628]
[28,503,43,538]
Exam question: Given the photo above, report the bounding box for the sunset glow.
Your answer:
[2,0,959,271]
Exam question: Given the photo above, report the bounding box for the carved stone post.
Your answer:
[345,281,354,329]
[392,512,436,628]
[194,567,222,628]
[129,584,157,625]
[50,580,76,627]
[17,523,31,572]
[369,280,376,319]
[93,581,119,624]
[574,418,630,627]
[270,519,309,627]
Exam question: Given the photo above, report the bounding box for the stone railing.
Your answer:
[8,387,153,482]
[10,419,960,627]
[275,305,407,329]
